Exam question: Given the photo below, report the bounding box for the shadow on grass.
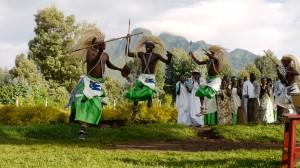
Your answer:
[0,123,195,146]
[0,123,282,152]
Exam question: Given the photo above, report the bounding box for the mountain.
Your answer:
[104,28,258,81]
[228,49,258,73]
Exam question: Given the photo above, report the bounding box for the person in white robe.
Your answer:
[231,77,241,124]
[187,71,206,127]
[176,75,191,126]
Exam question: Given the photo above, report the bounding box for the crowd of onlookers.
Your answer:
[176,72,283,127]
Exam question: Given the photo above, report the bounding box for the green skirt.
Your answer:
[71,76,103,125]
[204,112,217,126]
[124,80,155,102]
[195,86,216,99]
[232,113,237,125]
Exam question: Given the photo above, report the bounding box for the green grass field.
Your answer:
[0,123,284,168]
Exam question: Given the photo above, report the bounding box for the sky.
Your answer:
[0,0,300,69]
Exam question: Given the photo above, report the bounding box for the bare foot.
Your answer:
[196,107,207,117]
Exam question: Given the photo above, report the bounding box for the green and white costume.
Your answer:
[125,35,165,102]
[68,75,105,125]
[125,74,156,102]
[195,76,221,99]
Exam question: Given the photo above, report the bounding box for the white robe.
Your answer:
[262,96,275,123]
[189,80,205,126]
[176,82,191,126]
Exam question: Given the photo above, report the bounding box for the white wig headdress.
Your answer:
[68,27,105,60]
[281,54,300,83]
[207,45,227,70]
[134,35,165,55]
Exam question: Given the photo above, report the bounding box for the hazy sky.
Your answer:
[0,0,299,68]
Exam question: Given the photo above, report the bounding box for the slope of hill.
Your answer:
[104,28,257,81]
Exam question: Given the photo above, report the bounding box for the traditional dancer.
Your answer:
[189,45,226,116]
[274,76,286,122]
[276,55,300,113]
[66,28,127,140]
[124,35,173,120]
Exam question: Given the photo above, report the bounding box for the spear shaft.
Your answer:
[70,32,143,53]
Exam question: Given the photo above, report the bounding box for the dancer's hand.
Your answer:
[121,64,130,78]
[126,34,131,42]
[167,51,173,58]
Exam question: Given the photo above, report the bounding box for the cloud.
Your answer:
[137,0,300,58]
[0,42,28,68]
[0,0,300,68]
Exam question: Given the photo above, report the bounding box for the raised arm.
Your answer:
[106,53,122,71]
[286,66,300,76]
[189,52,208,65]
[157,51,173,65]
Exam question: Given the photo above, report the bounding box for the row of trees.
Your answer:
[0,6,279,106]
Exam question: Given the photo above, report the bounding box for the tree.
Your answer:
[238,64,261,80]
[165,48,207,95]
[28,6,80,83]
[219,64,233,77]
[103,77,123,104]
[254,50,278,80]
[0,77,29,104]
[10,53,45,85]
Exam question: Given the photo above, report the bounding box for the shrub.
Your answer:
[102,98,177,123]
[0,105,69,125]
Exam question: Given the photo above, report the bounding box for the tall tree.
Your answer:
[10,53,45,85]
[238,63,261,80]
[28,6,80,82]
[254,50,278,80]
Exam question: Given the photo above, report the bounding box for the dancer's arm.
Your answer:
[158,51,173,64]
[189,52,208,65]
[106,54,122,71]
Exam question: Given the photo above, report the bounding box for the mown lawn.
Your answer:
[0,123,283,168]
[0,123,196,144]
[212,124,288,143]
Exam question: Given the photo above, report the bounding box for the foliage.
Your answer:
[102,96,177,123]
[0,105,68,125]
[154,61,166,96]
[9,53,45,85]
[103,76,124,104]
[238,63,261,80]
[165,48,207,95]
[254,50,278,80]
[0,67,9,85]
[0,77,30,104]
[28,6,80,83]
[219,63,233,77]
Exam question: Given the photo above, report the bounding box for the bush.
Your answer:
[102,97,177,123]
[0,105,69,125]
[0,95,178,125]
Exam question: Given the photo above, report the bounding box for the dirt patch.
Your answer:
[103,127,281,152]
